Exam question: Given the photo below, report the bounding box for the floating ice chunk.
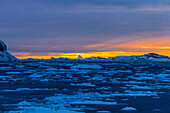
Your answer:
[121,107,137,111]
[71,83,96,87]
[135,73,147,76]
[17,88,31,91]
[156,74,169,78]
[124,90,133,93]
[55,75,61,77]
[10,106,84,113]
[116,70,132,73]
[91,75,105,81]
[46,67,58,71]
[130,85,152,90]
[45,95,65,104]
[128,81,145,84]
[2,88,59,92]
[71,64,103,69]
[112,92,157,97]
[29,74,45,78]
[23,70,35,74]
[18,100,33,106]
[71,101,117,105]
[55,109,84,113]
[5,72,21,74]
[0,67,12,70]
[59,68,68,71]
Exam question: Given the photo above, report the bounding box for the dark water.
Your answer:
[0,60,169,113]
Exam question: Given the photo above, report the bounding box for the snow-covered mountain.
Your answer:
[108,53,170,61]
[85,57,106,60]
[77,55,83,60]
[0,40,18,61]
[138,53,170,59]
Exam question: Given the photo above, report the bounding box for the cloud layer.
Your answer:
[0,0,170,57]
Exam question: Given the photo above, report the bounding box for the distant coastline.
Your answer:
[18,53,170,62]
[14,52,170,60]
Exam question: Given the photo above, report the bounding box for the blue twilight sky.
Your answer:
[0,0,170,57]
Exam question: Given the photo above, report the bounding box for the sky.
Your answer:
[0,0,170,59]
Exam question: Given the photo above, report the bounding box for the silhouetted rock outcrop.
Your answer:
[0,40,18,61]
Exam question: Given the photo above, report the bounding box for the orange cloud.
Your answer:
[112,37,170,49]
[14,36,170,59]
[142,47,170,49]
[85,36,170,51]
[12,52,32,57]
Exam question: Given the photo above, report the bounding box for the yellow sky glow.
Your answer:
[16,51,170,59]
[142,47,170,49]
[14,37,170,59]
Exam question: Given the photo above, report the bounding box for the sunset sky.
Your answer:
[0,0,170,59]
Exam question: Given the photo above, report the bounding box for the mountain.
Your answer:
[108,53,170,61]
[77,55,83,60]
[0,40,18,61]
[85,57,106,60]
[138,53,170,59]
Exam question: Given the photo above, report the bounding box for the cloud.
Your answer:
[0,0,170,55]
[27,0,170,8]
[1,0,170,14]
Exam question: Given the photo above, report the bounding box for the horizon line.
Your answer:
[12,51,170,59]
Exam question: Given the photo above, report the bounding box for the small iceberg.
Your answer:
[121,107,137,111]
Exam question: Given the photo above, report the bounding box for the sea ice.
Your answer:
[121,107,137,111]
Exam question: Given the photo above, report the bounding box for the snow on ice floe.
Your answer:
[112,91,157,97]
[2,88,58,92]
[130,85,152,90]
[55,109,84,113]
[46,67,58,71]
[23,70,36,74]
[9,106,84,113]
[93,91,157,97]
[5,72,21,75]
[135,73,147,76]
[121,107,137,111]
[1,57,170,112]
[43,93,120,112]
[70,101,117,105]
[90,75,105,81]
[155,74,170,78]
[71,64,103,69]
[71,83,96,87]
[127,81,145,84]
[18,100,34,106]
[0,66,12,70]
[29,73,46,78]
